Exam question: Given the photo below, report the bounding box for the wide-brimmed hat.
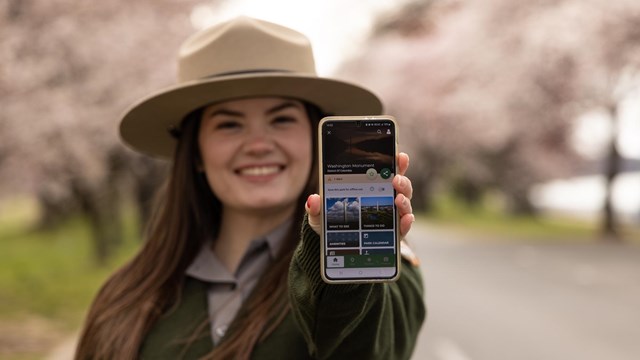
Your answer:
[119,16,383,158]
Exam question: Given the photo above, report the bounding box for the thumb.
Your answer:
[305,194,322,235]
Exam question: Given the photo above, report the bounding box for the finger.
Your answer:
[396,193,414,238]
[393,174,413,200]
[399,213,416,238]
[306,194,321,235]
[397,152,410,176]
[395,193,413,218]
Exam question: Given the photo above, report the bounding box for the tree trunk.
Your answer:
[72,149,128,265]
[505,189,537,216]
[411,173,435,213]
[87,185,123,265]
[73,180,122,266]
[35,188,77,230]
[452,177,484,208]
[130,156,167,237]
[407,148,440,213]
[602,103,622,242]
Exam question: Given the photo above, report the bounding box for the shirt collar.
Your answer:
[264,218,292,258]
[185,219,292,282]
[185,242,234,283]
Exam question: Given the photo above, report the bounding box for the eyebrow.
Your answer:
[207,101,302,119]
[207,109,244,118]
[266,101,302,115]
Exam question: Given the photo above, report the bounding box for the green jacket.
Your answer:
[139,217,426,359]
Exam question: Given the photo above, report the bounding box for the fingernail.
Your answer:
[410,214,416,223]
[397,175,404,186]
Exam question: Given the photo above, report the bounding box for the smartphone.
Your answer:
[318,116,400,283]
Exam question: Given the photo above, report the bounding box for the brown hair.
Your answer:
[75,101,322,359]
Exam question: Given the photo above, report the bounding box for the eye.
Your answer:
[215,120,241,130]
[272,116,297,125]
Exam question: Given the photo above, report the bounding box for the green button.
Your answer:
[380,168,392,179]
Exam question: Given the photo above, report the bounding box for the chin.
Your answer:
[246,197,296,213]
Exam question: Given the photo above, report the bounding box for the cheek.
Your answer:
[199,131,236,166]
[292,124,313,168]
[200,143,223,171]
[198,139,236,191]
[289,136,312,169]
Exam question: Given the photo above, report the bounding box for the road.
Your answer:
[47,221,640,360]
[410,221,640,360]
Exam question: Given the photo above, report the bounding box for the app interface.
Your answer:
[321,119,397,280]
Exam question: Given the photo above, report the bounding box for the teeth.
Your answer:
[239,166,281,176]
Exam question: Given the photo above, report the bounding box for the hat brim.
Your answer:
[120,72,383,158]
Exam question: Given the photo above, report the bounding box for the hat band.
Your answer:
[205,68,294,79]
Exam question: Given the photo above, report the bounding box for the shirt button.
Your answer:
[216,324,228,338]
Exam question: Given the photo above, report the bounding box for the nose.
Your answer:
[242,132,275,156]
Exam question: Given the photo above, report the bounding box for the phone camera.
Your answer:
[356,121,362,127]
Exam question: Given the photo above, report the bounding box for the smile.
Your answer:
[237,165,284,176]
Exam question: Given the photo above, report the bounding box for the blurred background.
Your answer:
[1,0,639,359]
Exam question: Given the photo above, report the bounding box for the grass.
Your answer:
[423,192,640,242]
[0,219,139,325]
[0,198,142,358]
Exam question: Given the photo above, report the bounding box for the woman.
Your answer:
[76,16,425,360]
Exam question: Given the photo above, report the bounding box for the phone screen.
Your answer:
[319,117,399,282]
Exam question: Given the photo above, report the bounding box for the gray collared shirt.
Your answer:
[185,220,291,345]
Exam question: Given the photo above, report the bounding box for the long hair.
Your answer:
[75,102,322,360]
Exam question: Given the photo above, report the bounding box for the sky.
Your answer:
[573,88,640,159]
[539,88,640,217]
[189,0,413,75]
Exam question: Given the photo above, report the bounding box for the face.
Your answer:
[198,97,312,215]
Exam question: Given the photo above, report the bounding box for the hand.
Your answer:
[306,152,416,238]
[393,152,415,238]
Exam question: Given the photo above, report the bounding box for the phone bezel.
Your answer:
[318,115,401,284]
